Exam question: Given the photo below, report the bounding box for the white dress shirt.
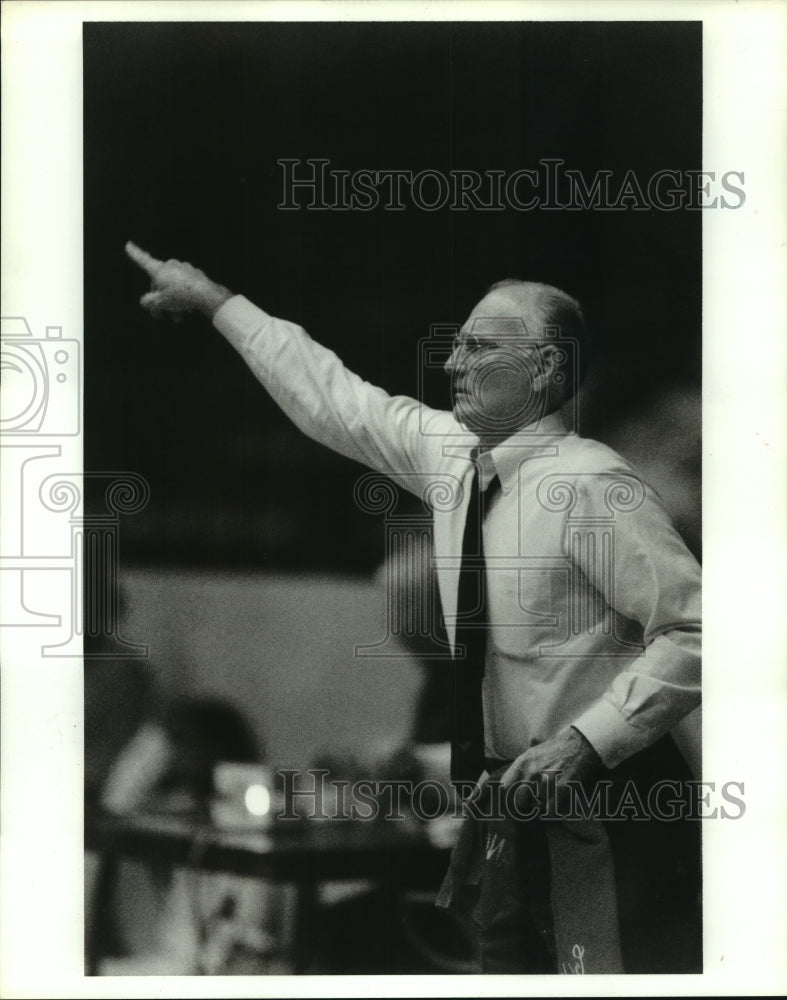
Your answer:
[214,295,701,771]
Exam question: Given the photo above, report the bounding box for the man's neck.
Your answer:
[475,406,566,453]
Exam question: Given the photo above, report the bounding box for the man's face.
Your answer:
[444,289,546,441]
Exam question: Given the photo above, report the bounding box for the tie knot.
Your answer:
[472,448,498,494]
[483,473,501,498]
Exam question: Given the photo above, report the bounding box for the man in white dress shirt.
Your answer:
[125,242,702,973]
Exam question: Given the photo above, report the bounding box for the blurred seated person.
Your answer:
[84,618,155,810]
[99,696,258,816]
[92,695,290,976]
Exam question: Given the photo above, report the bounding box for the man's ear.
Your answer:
[533,343,560,392]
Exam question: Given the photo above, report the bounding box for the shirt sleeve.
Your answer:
[213,295,451,489]
[567,473,701,769]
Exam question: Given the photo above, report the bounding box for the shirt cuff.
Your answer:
[572,699,652,770]
[213,294,272,353]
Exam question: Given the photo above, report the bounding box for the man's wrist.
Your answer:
[569,725,603,769]
[198,282,233,319]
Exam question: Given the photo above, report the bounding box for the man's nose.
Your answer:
[444,345,460,376]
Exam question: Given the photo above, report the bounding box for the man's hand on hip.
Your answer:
[125,241,233,320]
[499,726,603,815]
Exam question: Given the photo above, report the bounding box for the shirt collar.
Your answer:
[481,410,572,493]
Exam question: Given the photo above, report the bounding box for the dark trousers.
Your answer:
[472,736,702,974]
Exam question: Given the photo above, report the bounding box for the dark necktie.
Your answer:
[451,465,499,789]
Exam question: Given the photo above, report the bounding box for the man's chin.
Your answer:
[452,406,528,444]
[452,402,478,433]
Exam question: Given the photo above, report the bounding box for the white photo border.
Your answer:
[1,1,785,996]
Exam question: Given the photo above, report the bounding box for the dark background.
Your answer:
[84,21,701,570]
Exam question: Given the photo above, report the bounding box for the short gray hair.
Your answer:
[486,279,591,396]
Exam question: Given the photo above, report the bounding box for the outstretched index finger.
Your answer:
[125,241,163,277]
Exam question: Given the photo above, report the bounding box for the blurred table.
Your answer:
[86,809,452,973]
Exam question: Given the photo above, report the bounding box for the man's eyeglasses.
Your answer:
[450,332,540,356]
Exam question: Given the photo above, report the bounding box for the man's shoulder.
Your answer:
[554,433,640,478]
[420,405,466,438]
[548,435,667,519]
